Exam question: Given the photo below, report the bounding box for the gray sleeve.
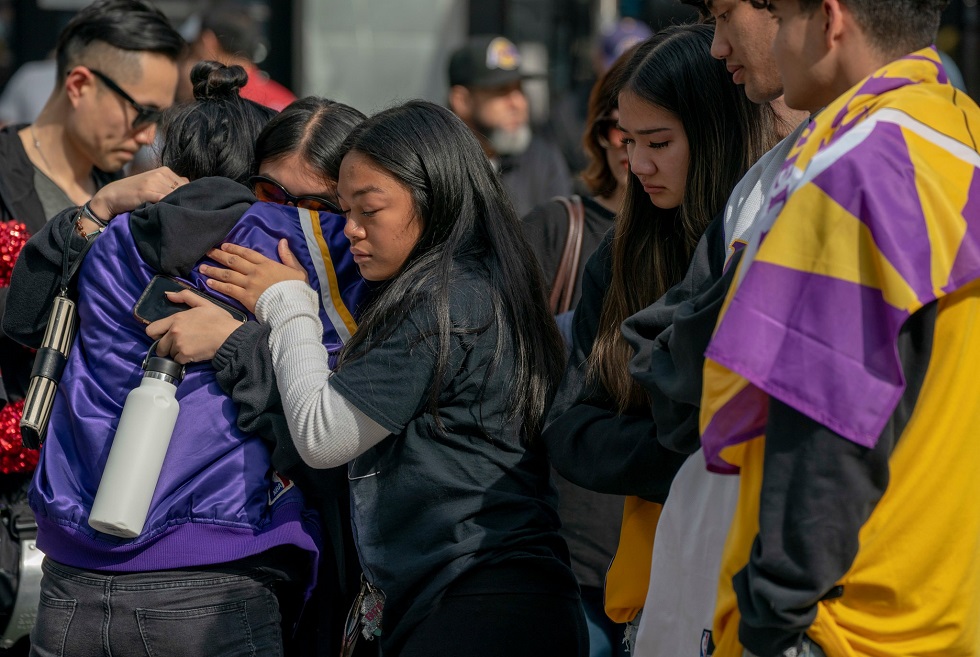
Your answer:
[255,280,390,468]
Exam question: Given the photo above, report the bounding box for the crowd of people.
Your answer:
[0,0,975,656]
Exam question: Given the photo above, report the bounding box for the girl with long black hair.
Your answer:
[198,99,587,656]
[541,23,782,655]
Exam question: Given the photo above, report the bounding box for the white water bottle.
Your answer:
[89,347,184,538]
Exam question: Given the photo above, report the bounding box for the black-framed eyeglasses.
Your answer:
[249,175,343,215]
[88,68,163,130]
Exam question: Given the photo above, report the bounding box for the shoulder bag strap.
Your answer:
[548,195,586,315]
[560,195,585,313]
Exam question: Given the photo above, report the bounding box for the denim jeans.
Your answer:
[742,636,826,657]
[29,558,284,657]
[581,586,628,657]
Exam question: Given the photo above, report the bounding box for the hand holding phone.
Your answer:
[134,275,247,325]
[138,276,248,365]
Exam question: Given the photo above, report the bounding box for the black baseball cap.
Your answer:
[448,35,524,88]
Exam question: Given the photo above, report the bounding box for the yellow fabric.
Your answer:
[713,284,980,657]
[300,207,358,336]
[703,48,980,657]
[604,496,662,623]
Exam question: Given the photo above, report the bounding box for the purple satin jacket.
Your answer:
[30,201,366,577]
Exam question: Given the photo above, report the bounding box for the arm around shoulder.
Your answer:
[256,280,390,468]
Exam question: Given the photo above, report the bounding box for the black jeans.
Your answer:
[398,560,588,657]
[30,558,285,657]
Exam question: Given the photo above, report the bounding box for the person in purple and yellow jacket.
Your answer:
[700,1,980,656]
[5,62,367,656]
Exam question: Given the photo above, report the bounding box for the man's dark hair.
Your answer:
[684,0,949,56]
[56,0,185,78]
[681,0,799,16]
[793,0,949,55]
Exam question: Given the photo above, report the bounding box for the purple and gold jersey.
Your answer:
[701,48,980,656]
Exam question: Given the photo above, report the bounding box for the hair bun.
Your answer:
[190,61,248,101]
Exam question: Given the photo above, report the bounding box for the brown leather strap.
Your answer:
[549,195,586,314]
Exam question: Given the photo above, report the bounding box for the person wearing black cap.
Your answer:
[448,35,572,217]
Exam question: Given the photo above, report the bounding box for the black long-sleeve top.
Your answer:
[734,303,936,656]
[542,231,688,502]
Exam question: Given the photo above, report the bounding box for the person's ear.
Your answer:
[448,85,473,121]
[823,0,846,49]
[64,66,94,109]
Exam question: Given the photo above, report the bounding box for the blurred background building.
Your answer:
[0,0,972,132]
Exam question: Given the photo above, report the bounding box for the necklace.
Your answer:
[29,124,55,176]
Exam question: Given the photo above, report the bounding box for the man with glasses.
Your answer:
[0,0,183,229]
[0,2,182,648]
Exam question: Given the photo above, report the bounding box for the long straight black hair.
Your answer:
[589,24,780,411]
[335,100,566,439]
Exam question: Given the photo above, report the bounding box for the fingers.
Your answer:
[155,331,175,358]
[206,278,252,309]
[205,248,258,275]
[199,263,250,289]
[278,239,305,273]
[218,243,269,265]
[164,289,210,308]
[278,240,309,283]
[145,313,177,339]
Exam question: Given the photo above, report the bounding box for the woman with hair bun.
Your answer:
[6,61,367,656]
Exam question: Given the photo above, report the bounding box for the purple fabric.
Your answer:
[946,169,980,291]
[853,74,916,101]
[811,122,934,300]
[704,262,911,450]
[701,383,767,475]
[32,202,366,575]
[704,48,972,469]
[187,202,368,349]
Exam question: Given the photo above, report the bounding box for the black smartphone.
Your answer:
[133,275,247,325]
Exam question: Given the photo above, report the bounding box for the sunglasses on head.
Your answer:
[249,175,343,215]
[88,68,163,130]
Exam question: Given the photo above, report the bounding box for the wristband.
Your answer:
[75,206,105,240]
[81,201,109,228]
[74,217,104,240]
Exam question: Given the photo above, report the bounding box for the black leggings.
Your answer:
[398,563,588,657]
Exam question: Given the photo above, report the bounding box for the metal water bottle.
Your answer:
[88,346,184,538]
[20,293,77,449]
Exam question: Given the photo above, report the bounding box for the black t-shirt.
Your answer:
[330,268,576,653]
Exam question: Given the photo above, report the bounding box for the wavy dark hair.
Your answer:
[589,24,780,412]
[335,100,566,439]
[159,61,276,185]
[255,96,366,182]
[580,44,637,199]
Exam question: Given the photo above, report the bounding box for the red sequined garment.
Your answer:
[0,220,39,474]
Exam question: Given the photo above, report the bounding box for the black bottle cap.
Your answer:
[145,356,184,382]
